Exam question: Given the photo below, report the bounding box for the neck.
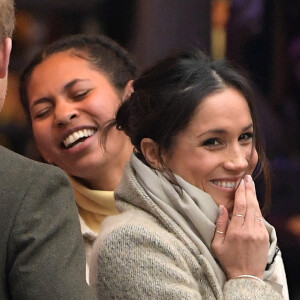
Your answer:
[75,168,123,191]
[74,142,133,191]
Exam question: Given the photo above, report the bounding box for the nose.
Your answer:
[54,100,79,127]
[223,146,249,172]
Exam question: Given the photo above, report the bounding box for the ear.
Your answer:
[0,38,12,78]
[140,138,161,169]
[121,80,134,101]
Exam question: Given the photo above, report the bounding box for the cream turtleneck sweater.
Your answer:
[69,176,119,283]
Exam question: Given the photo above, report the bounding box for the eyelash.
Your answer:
[34,107,52,119]
[202,138,220,146]
[202,132,254,147]
[239,132,253,141]
[73,90,90,99]
[33,90,91,119]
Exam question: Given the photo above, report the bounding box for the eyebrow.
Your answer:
[64,78,89,90]
[197,123,253,138]
[30,79,90,109]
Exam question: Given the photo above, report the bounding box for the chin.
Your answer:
[213,195,234,212]
[224,198,234,212]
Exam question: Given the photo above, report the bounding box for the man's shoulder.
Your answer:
[0,146,61,175]
[0,146,71,217]
[0,146,67,185]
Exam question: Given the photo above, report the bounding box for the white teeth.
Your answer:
[212,180,236,189]
[63,129,95,148]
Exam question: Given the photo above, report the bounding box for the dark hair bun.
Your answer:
[115,98,131,134]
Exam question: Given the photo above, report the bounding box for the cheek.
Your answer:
[88,93,120,120]
[104,129,127,151]
[33,123,51,149]
[89,104,114,124]
[180,161,208,187]
[33,125,59,164]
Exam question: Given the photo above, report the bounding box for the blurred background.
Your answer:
[0,0,299,298]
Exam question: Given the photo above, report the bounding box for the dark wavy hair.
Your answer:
[19,34,138,123]
[103,48,271,214]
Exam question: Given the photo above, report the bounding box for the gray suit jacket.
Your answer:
[0,146,95,299]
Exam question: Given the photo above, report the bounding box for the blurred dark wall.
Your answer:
[131,0,210,70]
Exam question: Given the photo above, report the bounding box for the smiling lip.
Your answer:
[210,179,239,189]
[61,127,97,149]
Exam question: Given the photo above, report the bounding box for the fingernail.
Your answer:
[218,205,224,216]
[240,179,245,186]
[245,175,252,182]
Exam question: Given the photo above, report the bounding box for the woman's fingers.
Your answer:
[232,175,263,227]
[231,179,246,226]
[212,205,229,253]
[212,175,269,279]
[244,175,256,225]
[243,175,264,229]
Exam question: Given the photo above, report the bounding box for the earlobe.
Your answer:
[140,138,161,169]
[121,80,134,101]
[0,38,12,78]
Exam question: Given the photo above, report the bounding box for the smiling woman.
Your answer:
[159,87,258,213]
[18,34,137,282]
[90,49,289,299]
[23,50,131,190]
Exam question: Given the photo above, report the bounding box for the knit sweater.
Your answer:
[90,162,284,299]
[69,177,118,283]
[69,177,118,233]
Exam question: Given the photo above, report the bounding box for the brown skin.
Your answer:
[26,51,133,190]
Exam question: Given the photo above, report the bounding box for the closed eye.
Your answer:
[73,89,91,100]
[31,99,53,119]
[33,106,53,119]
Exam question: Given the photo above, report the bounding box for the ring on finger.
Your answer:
[216,230,224,234]
[254,217,263,221]
[234,214,245,218]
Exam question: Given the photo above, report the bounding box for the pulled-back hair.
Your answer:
[19,34,138,122]
[0,0,15,42]
[104,48,271,214]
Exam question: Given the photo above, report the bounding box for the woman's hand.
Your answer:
[211,175,269,280]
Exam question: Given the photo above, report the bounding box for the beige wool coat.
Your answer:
[90,161,283,300]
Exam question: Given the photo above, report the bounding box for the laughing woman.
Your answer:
[90,49,289,299]
[19,34,137,281]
